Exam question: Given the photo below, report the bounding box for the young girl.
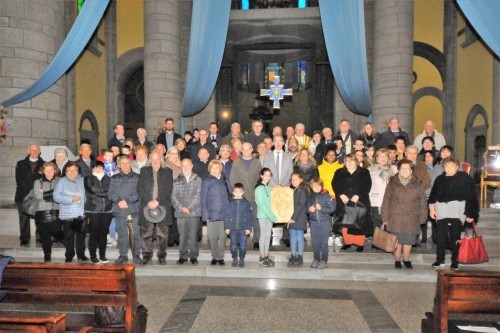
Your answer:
[287,172,308,267]
[255,168,277,267]
[307,178,335,269]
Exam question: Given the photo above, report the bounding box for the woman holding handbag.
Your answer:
[332,153,372,252]
[428,156,479,270]
[380,159,427,269]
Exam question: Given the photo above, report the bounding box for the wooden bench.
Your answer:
[0,263,138,333]
[422,270,500,333]
[0,311,66,332]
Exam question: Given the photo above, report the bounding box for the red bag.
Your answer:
[457,223,489,264]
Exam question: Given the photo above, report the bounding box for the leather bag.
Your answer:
[372,225,398,253]
[333,201,366,230]
[457,223,489,264]
[71,216,90,234]
[21,189,38,216]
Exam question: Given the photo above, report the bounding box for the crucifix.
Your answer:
[260,75,293,109]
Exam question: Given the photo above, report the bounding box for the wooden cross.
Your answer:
[260,76,293,109]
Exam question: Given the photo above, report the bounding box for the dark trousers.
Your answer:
[310,221,330,262]
[436,218,462,265]
[371,207,382,230]
[88,213,113,259]
[17,204,31,243]
[62,219,86,261]
[230,229,247,260]
[142,222,169,257]
[35,210,63,257]
[168,212,180,244]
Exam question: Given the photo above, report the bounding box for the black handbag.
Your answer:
[21,189,38,216]
[71,216,90,233]
[333,201,367,230]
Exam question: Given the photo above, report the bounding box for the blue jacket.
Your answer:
[107,171,140,218]
[53,175,85,220]
[307,190,335,222]
[201,175,229,222]
[224,197,253,231]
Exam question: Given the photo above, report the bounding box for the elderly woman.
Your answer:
[175,138,190,160]
[53,161,87,263]
[381,159,427,269]
[332,153,372,251]
[34,162,63,262]
[135,128,153,152]
[429,156,479,270]
[201,160,230,266]
[165,147,182,179]
[52,148,69,176]
[294,148,319,183]
[131,145,150,174]
[368,149,397,231]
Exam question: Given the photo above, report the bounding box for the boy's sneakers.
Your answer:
[293,255,303,266]
[310,260,319,268]
[432,261,445,268]
[450,263,459,270]
[232,259,238,267]
[317,260,328,269]
[266,257,275,267]
[287,255,296,267]
[238,259,245,268]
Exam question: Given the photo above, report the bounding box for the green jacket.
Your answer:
[255,184,277,222]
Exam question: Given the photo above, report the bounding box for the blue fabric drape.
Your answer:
[457,0,500,57]
[181,0,231,117]
[318,0,372,116]
[1,0,110,107]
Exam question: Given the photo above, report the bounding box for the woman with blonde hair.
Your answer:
[358,122,383,149]
[294,148,319,183]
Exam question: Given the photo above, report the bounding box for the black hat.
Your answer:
[143,206,167,223]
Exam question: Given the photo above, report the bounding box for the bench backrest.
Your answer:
[1,263,138,332]
[434,270,500,333]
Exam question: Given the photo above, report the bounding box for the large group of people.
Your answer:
[14,116,479,270]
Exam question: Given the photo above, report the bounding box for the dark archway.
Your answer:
[465,104,489,181]
[413,41,446,82]
[79,110,99,154]
[123,67,144,140]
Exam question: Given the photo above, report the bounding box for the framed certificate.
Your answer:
[270,186,294,223]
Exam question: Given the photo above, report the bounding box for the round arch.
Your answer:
[79,110,100,153]
[464,104,489,181]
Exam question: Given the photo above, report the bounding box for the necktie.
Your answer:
[275,151,281,182]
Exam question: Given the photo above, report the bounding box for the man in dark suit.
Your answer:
[156,118,182,151]
[137,151,173,265]
[107,124,125,148]
[314,127,336,164]
[335,119,358,155]
[15,144,44,246]
[222,122,245,146]
[208,122,223,152]
[244,120,270,150]
[76,143,96,178]
[190,129,216,162]
[379,117,412,148]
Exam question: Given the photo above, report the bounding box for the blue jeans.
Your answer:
[310,221,330,262]
[289,229,304,256]
[109,217,116,238]
[115,214,141,258]
[230,230,247,259]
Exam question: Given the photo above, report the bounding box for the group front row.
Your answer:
[34,152,478,271]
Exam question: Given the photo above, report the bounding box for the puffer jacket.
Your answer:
[84,175,112,213]
[53,175,85,220]
[107,171,140,217]
[201,175,229,222]
[171,173,202,218]
[224,197,253,231]
[307,190,335,222]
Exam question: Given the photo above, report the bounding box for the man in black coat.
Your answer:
[137,151,173,265]
[15,144,44,246]
[313,127,336,164]
[76,143,96,178]
[156,117,182,151]
[190,129,216,162]
[379,117,412,148]
[107,124,125,148]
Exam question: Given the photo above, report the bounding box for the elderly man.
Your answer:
[76,143,95,178]
[15,144,45,246]
[244,120,270,149]
[336,119,357,155]
[380,117,412,148]
[171,158,202,264]
[134,128,153,152]
[223,122,245,146]
[219,144,233,192]
[193,148,211,179]
[51,148,69,176]
[313,127,335,164]
[156,117,182,150]
[190,129,216,162]
[108,124,125,148]
[108,155,142,264]
[293,123,312,150]
[231,142,263,249]
[138,152,173,265]
[272,126,283,137]
[284,126,295,152]
[413,120,446,150]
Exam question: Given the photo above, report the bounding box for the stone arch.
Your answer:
[464,104,489,181]
[412,87,443,109]
[413,41,446,82]
[79,110,100,154]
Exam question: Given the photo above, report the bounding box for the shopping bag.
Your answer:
[457,223,489,264]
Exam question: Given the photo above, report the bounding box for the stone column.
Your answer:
[492,57,500,144]
[0,0,67,176]
[144,0,182,139]
[371,0,414,138]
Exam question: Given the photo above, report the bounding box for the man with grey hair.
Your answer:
[76,143,95,178]
[413,120,446,150]
[223,122,245,146]
[244,120,270,149]
[294,123,312,150]
[52,148,69,177]
[190,129,216,162]
[134,127,153,151]
[380,117,411,148]
[314,127,335,164]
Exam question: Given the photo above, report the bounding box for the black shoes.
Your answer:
[403,261,413,269]
[91,257,101,264]
[190,258,198,265]
[133,255,142,264]
[432,261,445,268]
[356,246,364,252]
[395,261,402,269]
[283,240,290,248]
[44,254,51,263]
[158,257,167,265]
[140,256,152,266]
[100,257,109,263]
[238,259,245,267]
[218,259,225,266]
[115,256,128,264]
[232,259,238,267]
[341,245,351,250]
[177,258,187,265]
[210,259,217,266]
[450,263,459,270]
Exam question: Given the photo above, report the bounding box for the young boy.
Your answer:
[308,178,335,269]
[103,149,119,177]
[224,183,253,267]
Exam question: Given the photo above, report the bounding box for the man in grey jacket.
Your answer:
[108,155,141,264]
[171,158,202,264]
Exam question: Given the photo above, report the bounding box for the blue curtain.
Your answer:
[181,0,231,117]
[318,0,372,116]
[1,0,110,107]
[457,0,500,57]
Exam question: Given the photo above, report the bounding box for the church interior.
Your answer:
[0,0,499,332]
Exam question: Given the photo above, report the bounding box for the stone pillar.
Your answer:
[144,0,182,139]
[492,57,500,144]
[371,0,414,137]
[0,0,67,176]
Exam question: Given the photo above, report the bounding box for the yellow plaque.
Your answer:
[270,186,294,223]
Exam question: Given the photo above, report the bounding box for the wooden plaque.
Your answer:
[270,186,294,223]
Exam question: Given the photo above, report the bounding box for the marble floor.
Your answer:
[0,206,499,332]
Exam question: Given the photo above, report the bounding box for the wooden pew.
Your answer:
[0,311,66,332]
[0,263,138,332]
[422,270,500,333]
